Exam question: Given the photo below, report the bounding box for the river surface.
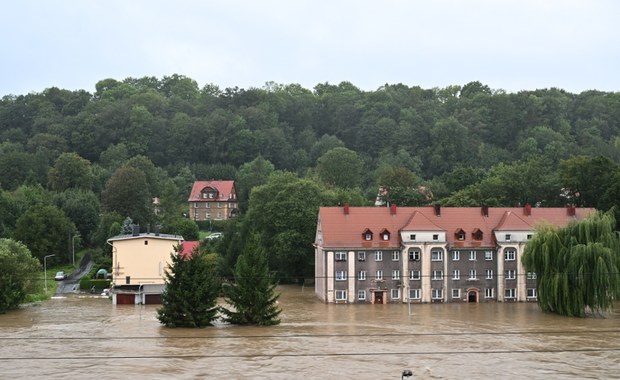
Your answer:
[0,285,618,379]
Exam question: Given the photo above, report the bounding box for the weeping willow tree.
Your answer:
[522,211,620,317]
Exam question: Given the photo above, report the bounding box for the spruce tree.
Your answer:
[221,233,281,326]
[157,246,220,327]
[522,211,620,317]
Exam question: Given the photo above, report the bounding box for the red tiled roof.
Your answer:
[179,241,199,258]
[318,206,594,249]
[188,180,236,201]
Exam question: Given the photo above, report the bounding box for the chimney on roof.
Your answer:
[132,224,140,236]
[155,225,161,236]
[433,204,441,216]
[344,203,350,215]
[146,224,150,234]
[567,205,576,216]
[524,204,532,216]
[481,205,489,217]
[390,204,397,215]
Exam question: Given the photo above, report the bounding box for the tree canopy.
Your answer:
[522,211,620,317]
[157,247,220,328]
[0,239,41,313]
[221,233,281,326]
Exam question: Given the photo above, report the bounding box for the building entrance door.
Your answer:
[374,291,384,304]
[467,289,479,303]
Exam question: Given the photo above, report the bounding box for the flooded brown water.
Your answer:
[0,285,618,379]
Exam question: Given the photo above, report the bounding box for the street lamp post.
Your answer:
[44,254,55,293]
[71,234,80,267]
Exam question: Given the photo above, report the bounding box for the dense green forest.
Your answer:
[1,75,620,279]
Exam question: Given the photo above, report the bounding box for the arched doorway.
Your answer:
[466,288,479,303]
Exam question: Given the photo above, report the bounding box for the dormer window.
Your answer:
[505,234,511,242]
[201,186,219,200]
[380,229,390,241]
[455,228,465,241]
[363,229,373,241]
[472,228,483,241]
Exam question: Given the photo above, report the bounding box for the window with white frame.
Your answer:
[382,232,390,241]
[505,270,516,280]
[432,270,443,280]
[335,251,347,261]
[391,289,400,300]
[469,269,477,280]
[527,288,537,298]
[358,290,366,300]
[357,251,366,261]
[392,251,400,261]
[335,290,347,301]
[206,202,210,209]
[432,288,443,299]
[375,251,383,261]
[358,271,366,280]
[504,288,516,298]
[469,251,476,261]
[452,288,461,299]
[485,288,494,298]
[335,271,347,281]
[364,233,372,241]
[452,251,460,261]
[485,269,494,279]
[505,234,511,241]
[409,288,421,300]
[485,251,493,261]
[409,250,420,261]
[431,250,443,261]
[410,270,421,280]
[527,271,537,280]
[392,270,400,280]
[504,249,516,261]
[375,270,383,280]
[452,269,460,280]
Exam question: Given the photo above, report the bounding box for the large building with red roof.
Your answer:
[315,204,593,304]
[188,180,238,222]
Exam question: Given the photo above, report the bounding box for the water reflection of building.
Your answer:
[315,204,593,304]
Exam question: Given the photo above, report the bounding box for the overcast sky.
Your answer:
[2,0,619,96]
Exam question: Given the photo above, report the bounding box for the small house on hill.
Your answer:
[188,180,238,222]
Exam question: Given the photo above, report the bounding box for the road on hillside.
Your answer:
[54,253,94,295]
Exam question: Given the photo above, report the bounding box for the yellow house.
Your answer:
[107,229,184,305]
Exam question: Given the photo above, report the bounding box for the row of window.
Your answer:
[194,202,234,208]
[335,270,537,281]
[359,231,535,244]
[334,288,538,301]
[336,249,518,262]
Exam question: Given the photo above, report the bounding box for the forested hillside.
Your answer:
[1,75,619,278]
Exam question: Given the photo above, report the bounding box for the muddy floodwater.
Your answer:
[0,286,618,379]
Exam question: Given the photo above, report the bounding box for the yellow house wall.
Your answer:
[112,237,181,286]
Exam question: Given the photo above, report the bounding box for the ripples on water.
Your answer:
[0,286,618,379]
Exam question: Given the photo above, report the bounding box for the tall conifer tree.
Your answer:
[523,211,620,317]
[221,233,281,326]
[157,246,220,327]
